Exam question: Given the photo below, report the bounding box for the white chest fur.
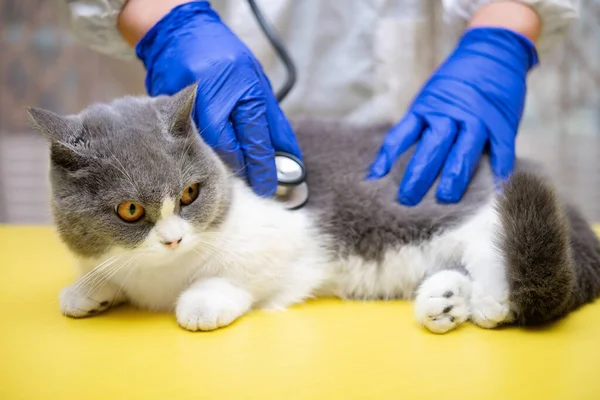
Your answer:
[74,181,333,312]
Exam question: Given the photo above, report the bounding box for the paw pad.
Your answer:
[414,271,472,334]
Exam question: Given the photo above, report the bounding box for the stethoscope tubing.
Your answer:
[248,1,308,210]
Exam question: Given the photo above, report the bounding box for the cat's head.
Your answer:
[27,84,231,261]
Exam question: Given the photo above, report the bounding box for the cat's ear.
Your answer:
[167,83,198,139]
[27,106,83,143]
[27,106,87,170]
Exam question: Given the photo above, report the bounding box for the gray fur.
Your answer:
[28,85,231,258]
[497,170,600,325]
[497,171,576,324]
[293,118,600,324]
[27,88,600,326]
[294,118,494,261]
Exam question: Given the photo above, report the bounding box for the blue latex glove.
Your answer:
[367,27,539,205]
[135,1,302,197]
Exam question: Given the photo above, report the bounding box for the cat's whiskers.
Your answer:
[190,248,220,265]
[74,255,123,291]
[200,231,249,252]
[78,256,130,297]
[105,148,137,192]
[225,165,249,180]
[189,236,239,267]
[189,246,241,273]
[180,162,197,185]
[193,236,251,266]
[178,137,197,172]
[74,251,139,300]
[110,255,144,308]
[203,234,238,247]
[196,119,217,139]
[189,240,228,265]
[83,254,139,300]
[177,119,218,181]
[203,235,243,259]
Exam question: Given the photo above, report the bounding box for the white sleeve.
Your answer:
[441,0,579,55]
[56,0,134,61]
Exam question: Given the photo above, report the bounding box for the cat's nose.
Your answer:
[161,238,183,250]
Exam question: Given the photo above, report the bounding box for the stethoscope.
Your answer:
[274,152,309,210]
[248,0,309,210]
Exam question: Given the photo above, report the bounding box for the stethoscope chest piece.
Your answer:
[274,152,309,210]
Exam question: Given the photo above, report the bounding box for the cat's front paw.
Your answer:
[175,278,253,332]
[59,282,124,318]
[414,270,472,334]
[469,282,513,329]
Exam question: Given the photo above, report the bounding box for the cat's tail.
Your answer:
[497,171,600,325]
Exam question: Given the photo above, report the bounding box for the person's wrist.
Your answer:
[457,26,539,73]
[467,1,541,43]
[117,0,198,47]
[460,2,542,74]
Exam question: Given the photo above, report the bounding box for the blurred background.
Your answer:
[1,0,599,224]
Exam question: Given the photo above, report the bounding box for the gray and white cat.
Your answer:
[27,84,600,333]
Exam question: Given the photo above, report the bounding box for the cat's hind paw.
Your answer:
[469,282,513,329]
[414,270,472,334]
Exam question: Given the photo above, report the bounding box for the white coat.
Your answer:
[56,0,578,126]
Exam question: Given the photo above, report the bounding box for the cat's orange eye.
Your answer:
[181,183,200,206]
[115,202,145,222]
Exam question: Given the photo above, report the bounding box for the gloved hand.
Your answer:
[366,27,539,205]
[135,1,302,197]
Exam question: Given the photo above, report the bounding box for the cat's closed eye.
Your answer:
[181,183,200,206]
[115,202,145,222]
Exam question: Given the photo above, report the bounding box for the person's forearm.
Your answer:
[468,1,542,43]
[117,0,192,46]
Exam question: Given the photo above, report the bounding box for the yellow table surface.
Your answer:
[2,226,600,400]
